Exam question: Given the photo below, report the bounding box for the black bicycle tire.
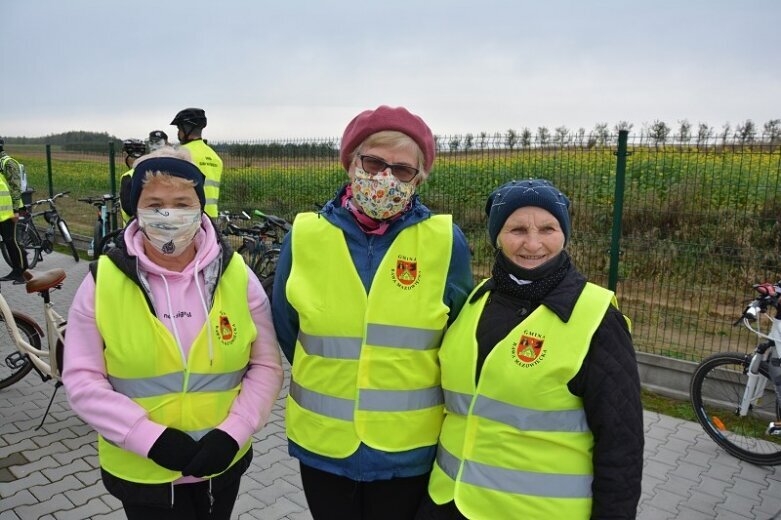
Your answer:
[252,248,280,280]
[92,219,104,259]
[0,313,42,390]
[237,242,261,272]
[18,219,42,269]
[690,352,781,465]
[96,228,123,258]
[57,218,80,262]
[261,276,274,304]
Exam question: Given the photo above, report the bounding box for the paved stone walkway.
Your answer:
[1,252,781,519]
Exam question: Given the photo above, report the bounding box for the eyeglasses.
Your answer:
[358,155,420,183]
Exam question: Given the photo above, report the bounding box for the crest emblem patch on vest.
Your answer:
[512,333,546,367]
[392,256,421,290]
[215,312,238,346]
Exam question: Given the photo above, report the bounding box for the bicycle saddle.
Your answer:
[22,269,67,294]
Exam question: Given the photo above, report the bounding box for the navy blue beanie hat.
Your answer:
[128,156,206,216]
[485,179,571,247]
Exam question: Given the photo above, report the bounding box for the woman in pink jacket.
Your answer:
[63,147,283,519]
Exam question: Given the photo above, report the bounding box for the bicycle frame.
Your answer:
[0,287,64,381]
[739,311,781,417]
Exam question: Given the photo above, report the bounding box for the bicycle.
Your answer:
[16,191,80,265]
[229,210,290,299]
[78,194,121,259]
[689,281,781,465]
[0,268,68,427]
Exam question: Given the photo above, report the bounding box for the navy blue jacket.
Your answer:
[271,186,474,481]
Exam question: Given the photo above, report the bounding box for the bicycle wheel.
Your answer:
[91,219,104,259]
[690,352,781,465]
[17,219,42,269]
[261,276,274,303]
[57,218,80,262]
[237,240,262,271]
[253,249,280,279]
[97,228,123,258]
[0,313,42,390]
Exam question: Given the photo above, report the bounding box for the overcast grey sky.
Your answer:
[2,0,779,141]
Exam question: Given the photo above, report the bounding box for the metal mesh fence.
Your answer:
[6,133,781,361]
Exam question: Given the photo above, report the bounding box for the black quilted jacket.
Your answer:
[472,262,644,520]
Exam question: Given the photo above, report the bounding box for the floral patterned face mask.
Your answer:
[350,166,416,220]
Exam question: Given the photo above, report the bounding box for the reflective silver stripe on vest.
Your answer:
[436,443,461,480]
[204,179,221,187]
[358,386,443,412]
[108,372,185,398]
[187,368,247,393]
[473,395,589,432]
[443,390,472,415]
[0,205,13,212]
[366,324,443,350]
[205,198,219,206]
[0,190,9,195]
[461,459,593,498]
[298,331,362,359]
[289,380,354,421]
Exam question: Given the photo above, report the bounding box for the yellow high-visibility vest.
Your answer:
[286,212,453,457]
[429,281,616,519]
[95,253,256,483]
[182,140,222,218]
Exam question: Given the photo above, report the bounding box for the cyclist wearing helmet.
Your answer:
[119,139,147,225]
[171,108,223,218]
[148,130,169,152]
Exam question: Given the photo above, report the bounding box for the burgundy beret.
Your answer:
[339,105,436,172]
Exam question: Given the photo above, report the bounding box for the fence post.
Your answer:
[45,144,53,197]
[108,141,117,230]
[607,130,629,291]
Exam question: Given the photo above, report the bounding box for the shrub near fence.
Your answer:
[6,135,781,361]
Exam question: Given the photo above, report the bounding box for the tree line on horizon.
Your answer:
[3,118,780,155]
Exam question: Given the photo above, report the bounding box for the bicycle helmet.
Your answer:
[122,139,146,158]
[170,108,207,128]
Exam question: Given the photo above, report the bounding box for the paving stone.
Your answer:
[247,478,301,506]
[232,492,269,518]
[41,458,92,482]
[52,444,96,465]
[656,474,698,498]
[10,455,60,478]
[17,441,70,463]
[696,475,733,499]
[63,480,108,507]
[683,491,726,515]
[648,488,687,515]
[31,428,79,449]
[0,439,36,459]
[728,477,769,500]
[0,490,38,513]
[675,506,722,520]
[642,459,676,481]
[0,472,50,499]
[101,493,121,509]
[636,504,676,520]
[29,475,83,502]
[90,511,126,520]
[243,497,304,520]
[73,468,102,486]
[0,451,27,470]
[61,434,94,451]
[53,496,110,520]
[246,460,298,487]
[0,511,21,520]
[14,494,74,520]
[716,492,761,518]
[286,511,314,520]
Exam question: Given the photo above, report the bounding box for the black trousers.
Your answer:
[122,478,241,520]
[300,462,431,520]
[0,218,26,272]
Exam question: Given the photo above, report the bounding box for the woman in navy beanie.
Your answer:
[272,106,474,519]
[417,179,644,520]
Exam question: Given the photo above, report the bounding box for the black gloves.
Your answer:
[181,428,239,478]
[147,428,199,471]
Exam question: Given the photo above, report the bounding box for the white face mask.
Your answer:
[136,208,202,256]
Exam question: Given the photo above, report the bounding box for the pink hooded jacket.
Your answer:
[62,216,283,483]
